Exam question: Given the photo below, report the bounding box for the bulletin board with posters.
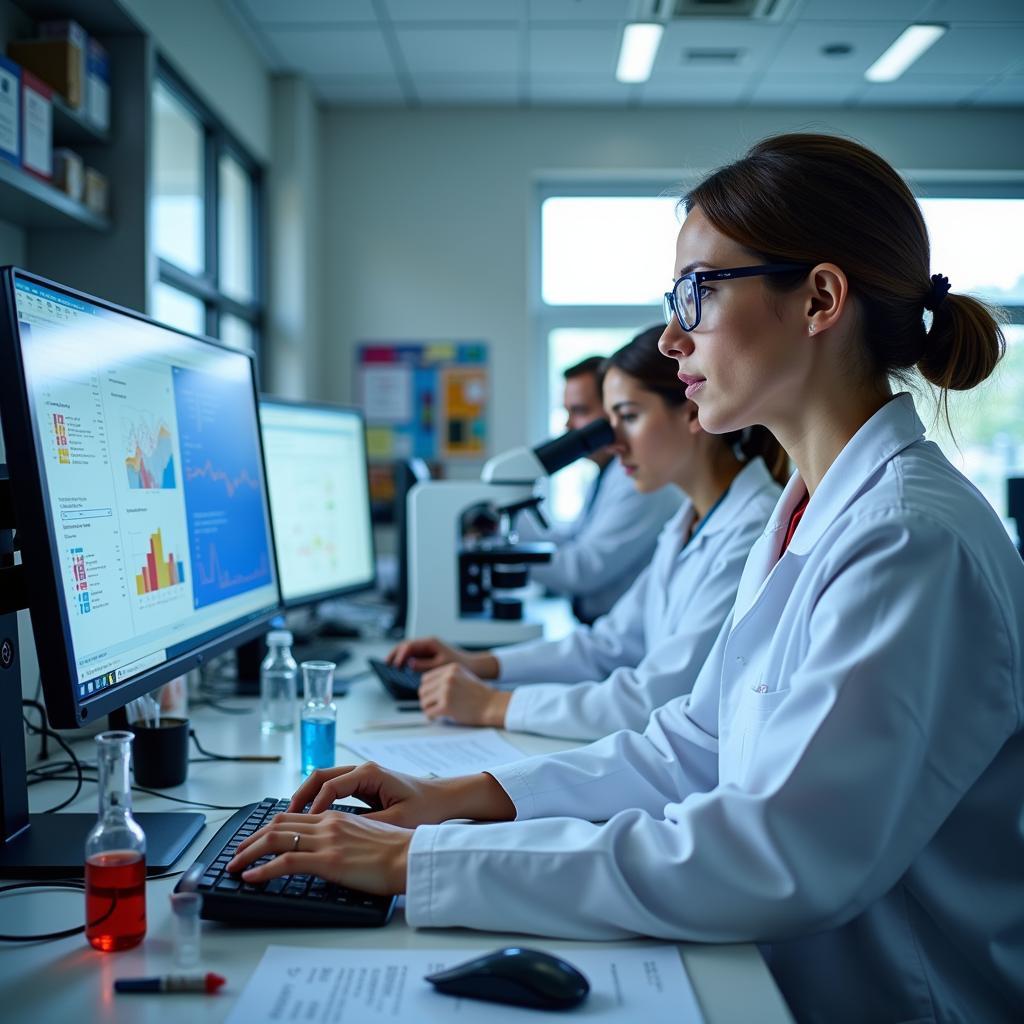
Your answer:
[357,342,489,518]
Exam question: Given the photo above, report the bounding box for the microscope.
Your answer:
[405,419,614,646]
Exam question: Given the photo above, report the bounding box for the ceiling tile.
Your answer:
[858,74,993,104]
[313,74,406,104]
[529,26,622,74]
[383,0,523,21]
[396,27,520,74]
[268,27,393,74]
[970,75,1024,105]
[641,74,750,104]
[749,72,864,104]
[236,0,377,25]
[767,21,916,76]
[527,0,633,21]
[909,26,1024,76]
[923,0,1024,23]
[797,0,932,20]
[528,73,633,103]
[414,74,521,102]
[654,19,787,78]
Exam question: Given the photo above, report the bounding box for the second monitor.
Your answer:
[258,398,375,668]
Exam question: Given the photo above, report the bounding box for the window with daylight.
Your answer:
[151,65,263,356]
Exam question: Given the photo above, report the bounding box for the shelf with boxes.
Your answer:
[0,12,111,230]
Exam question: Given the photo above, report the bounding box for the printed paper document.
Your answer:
[341,728,526,777]
[224,944,704,1023]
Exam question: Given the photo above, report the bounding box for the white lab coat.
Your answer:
[497,457,781,740]
[406,394,1024,1024]
[519,459,681,622]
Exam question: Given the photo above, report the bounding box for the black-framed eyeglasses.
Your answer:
[663,263,810,332]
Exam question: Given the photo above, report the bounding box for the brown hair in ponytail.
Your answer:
[684,133,1005,408]
[603,326,790,486]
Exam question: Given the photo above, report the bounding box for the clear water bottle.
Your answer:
[85,731,147,952]
[260,630,297,733]
[300,660,337,777]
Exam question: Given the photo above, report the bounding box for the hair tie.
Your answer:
[924,273,951,312]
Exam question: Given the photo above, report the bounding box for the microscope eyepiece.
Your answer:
[533,419,614,476]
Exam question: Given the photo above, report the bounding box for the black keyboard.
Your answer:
[368,658,421,700]
[175,798,396,927]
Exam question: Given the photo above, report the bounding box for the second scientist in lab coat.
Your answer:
[389,327,788,740]
[520,354,681,623]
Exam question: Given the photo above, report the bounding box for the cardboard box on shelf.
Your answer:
[0,55,20,165]
[20,71,52,180]
[8,38,82,111]
[53,147,84,201]
[38,20,88,112]
[84,166,108,216]
[86,38,109,132]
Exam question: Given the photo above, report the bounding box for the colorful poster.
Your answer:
[357,342,488,511]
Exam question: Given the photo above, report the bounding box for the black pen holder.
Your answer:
[130,716,190,788]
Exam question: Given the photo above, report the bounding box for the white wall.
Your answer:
[117,0,271,162]
[321,106,1024,457]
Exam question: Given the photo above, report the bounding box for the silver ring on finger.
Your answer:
[292,833,301,852]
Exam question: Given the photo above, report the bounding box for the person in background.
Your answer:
[230,134,1024,1023]
[388,327,787,741]
[520,354,681,624]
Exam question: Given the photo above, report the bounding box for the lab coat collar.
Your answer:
[661,456,776,556]
[778,392,925,557]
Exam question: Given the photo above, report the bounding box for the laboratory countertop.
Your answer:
[0,639,793,1024]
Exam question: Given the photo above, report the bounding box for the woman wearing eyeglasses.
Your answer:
[230,134,1024,1023]
[385,325,786,741]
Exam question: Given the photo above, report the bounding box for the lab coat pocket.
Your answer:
[736,686,790,778]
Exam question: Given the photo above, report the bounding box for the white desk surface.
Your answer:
[0,641,793,1024]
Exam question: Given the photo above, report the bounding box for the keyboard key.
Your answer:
[216,877,241,891]
[264,878,287,895]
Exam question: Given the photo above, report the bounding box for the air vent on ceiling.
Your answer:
[684,48,744,65]
[655,0,794,20]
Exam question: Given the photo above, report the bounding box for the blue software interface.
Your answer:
[14,277,279,701]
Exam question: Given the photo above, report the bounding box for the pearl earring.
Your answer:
[808,324,816,335]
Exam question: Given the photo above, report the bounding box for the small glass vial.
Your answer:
[169,891,202,967]
[300,660,337,777]
[85,731,147,952]
[260,629,297,733]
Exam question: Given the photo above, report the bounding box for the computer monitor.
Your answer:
[259,398,375,608]
[0,268,281,875]
[392,458,431,634]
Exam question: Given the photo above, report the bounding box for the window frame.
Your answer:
[152,59,265,364]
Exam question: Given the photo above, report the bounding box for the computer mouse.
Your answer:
[424,946,590,1010]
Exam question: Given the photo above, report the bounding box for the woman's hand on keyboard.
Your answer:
[226,812,411,895]
[288,762,516,828]
[288,763,453,827]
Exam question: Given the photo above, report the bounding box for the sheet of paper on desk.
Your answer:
[224,944,704,1023]
[341,728,526,777]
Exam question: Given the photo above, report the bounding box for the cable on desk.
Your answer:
[27,771,247,811]
[0,880,87,942]
[0,870,186,942]
[192,679,254,715]
[189,728,281,764]
[22,699,83,813]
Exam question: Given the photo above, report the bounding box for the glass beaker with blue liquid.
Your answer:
[300,661,337,777]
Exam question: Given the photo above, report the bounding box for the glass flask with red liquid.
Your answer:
[84,731,147,952]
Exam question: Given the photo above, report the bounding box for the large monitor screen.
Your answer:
[1,272,280,724]
[260,398,375,606]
